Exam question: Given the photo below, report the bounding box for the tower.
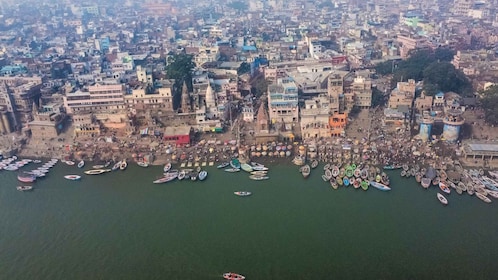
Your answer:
[205,83,216,109]
[180,81,190,113]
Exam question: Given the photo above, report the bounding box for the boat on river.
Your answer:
[217,162,229,169]
[330,179,338,189]
[17,185,33,191]
[370,181,391,191]
[476,192,492,203]
[137,161,149,168]
[64,175,81,180]
[240,163,253,172]
[439,181,451,194]
[249,175,269,180]
[331,166,340,177]
[252,165,268,171]
[163,163,172,172]
[112,161,121,171]
[225,168,240,173]
[153,175,176,184]
[120,160,127,170]
[361,180,369,190]
[437,193,448,205]
[234,191,251,197]
[311,160,319,169]
[77,160,85,168]
[223,272,245,280]
[84,169,111,175]
[343,177,350,186]
[198,170,208,181]
[230,158,241,169]
[17,174,36,183]
[65,160,75,166]
[300,164,310,178]
[421,177,431,189]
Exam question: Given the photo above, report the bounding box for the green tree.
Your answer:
[434,48,455,62]
[166,53,195,109]
[371,87,386,107]
[481,85,498,125]
[422,62,472,96]
[250,75,269,98]
[237,62,251,75]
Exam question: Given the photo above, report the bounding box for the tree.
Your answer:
[237,62,251,75]
[481,85,498,125]
[250,75,269,98]
[371,87,386,107]
[434,48,455,62]
[166,53,195,109]
[422,62,472,96]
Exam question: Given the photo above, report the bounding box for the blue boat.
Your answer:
[383,165,401,170]
[230,158,241,169]
[370,181,391,191]
[343,177,350,186]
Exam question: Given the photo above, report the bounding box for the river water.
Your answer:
[1,161,497,279]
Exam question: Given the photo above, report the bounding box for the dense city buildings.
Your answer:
[0,0,497,157]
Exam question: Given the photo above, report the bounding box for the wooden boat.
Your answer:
[190,172,198,181]
[252,165,268,171]
[92,164,106,169]
[177,170,186,180]
[370,181,391,191]
[321,174,329,182]
[223,272,245,280]
[251,171,267,176]
[360,168,368,179]
[65,160,75,166]
[352,178,361,189]
[383,165,401,170]
[488,170,498,179]
[381,173,390,185]
[120,160,127,170]
[249,175,269,180]
[17,174,36,183]
[476,192,492,203]
[311,160,319,169]
[198,170,208,181]
[432,177,440,186]
[137,161,149,168]
[437,193,448,205]
[84,169,111,175]
[17,185,33,191]
[330,178,338,189]
[354,168,361,178]
[77,160,85,168]
[400,170,406,177]
[323,163,330,171]
[343,177,350,186]
[439,181,451,194]
[240,163,253,172]
[234,191,251,197]
[415,172,422,183]
[163,163,172,172]
[112,161,121,171]
[300,164,310,179]
[345,167,354,178]
[64,175,81,180]
[486,190,498,199]
[224,168,240,173]
[324,169,332,180]
[331,166,340,177]
[360,180,369,191]
[217,162,229,169]
[421,177,431,189]
[375,174,381,183]
[153,175,176,184]
[336,176,343,186]
[230,158,241,169]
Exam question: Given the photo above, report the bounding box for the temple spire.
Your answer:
[180,81,190,113]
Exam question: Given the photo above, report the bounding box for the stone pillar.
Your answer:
[0,113,5,134]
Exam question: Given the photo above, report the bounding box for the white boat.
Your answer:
[92,164,106,169]
[137,161,149,168]
[437,193,448,205]
[486,190,498,199]
[84,169,111,175]
[77,160,85,168]
[311,160,319,169]
[439,181,451,194]
[223,273,245,280]
[163,163,172,172]
[252,165,268,171]
[153,175,177,184]
[249,175,269,180]
[112,161,121,171]
[234,191,251,197]
[488,170,498,179]
[300,164,310,178]
[224,168,240,173]
[120,160,127,170]
[370,181,391,191]
[178,170,186,180]
[240,163,253,172]
[64,175,81,180]
[251,171,267,176]
[198,170,208,181]
[65,160,75,166]
[476,192,492,203]
[17,185,33,191]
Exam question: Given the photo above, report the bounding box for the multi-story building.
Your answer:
[300,95,330,139]
[351,76,372,109]
[0,80,42,130]
[388,79,416,109]
[193,46,220,67]
[327,73,346,114]
[63,83,126,114]
[268,78,299,130]
[397,35,430,59]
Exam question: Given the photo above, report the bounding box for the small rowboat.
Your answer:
[163,163,171,172]
[137,161,149,168]
[370,181,391,191]
[249,175,269,180]
[234,191,251,197]
[64,175,81,180]
[311,160,319,169]
[17,185,33,191]
[225,168,240,173]
[65,161,75,166]
[217,162,229,169]
[437,193,448,205]
[84,169,111,175]
[476,192,492,203]
[77,160,85,168]
[223,272,245,280]
[198,170,208,181]
[439,181,451,194]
